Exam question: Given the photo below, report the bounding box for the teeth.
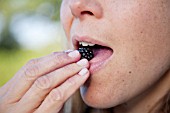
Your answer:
[79,41,95,46]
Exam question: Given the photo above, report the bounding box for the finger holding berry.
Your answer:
[0,50,90,113]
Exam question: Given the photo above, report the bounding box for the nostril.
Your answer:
[81,11,94,16]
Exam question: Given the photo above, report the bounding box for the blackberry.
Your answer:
[78,47,94,61]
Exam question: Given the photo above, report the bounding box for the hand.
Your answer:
[0,50,90,113]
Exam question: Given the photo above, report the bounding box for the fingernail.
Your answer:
[79,68,88,76]
[64,49,73,53]
[68,50,80,58]
[77,59,88,67]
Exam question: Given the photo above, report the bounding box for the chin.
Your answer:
[80,88,123,109]
[79,78,128,109]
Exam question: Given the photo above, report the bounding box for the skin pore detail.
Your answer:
[60,0,170,112]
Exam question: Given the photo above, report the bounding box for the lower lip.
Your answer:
[89,51,113,74]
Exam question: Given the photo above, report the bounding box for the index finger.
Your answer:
[4,50,81,102]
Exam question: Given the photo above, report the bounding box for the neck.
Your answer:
[113,69,170,113]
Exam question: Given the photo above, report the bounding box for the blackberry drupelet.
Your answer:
[78,47,94,61]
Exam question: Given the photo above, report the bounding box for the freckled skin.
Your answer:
[60,0,170,110]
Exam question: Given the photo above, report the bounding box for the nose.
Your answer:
[69,0,103,19]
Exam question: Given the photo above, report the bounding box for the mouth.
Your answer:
[73,36,114,74]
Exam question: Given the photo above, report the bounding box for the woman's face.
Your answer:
[60,0,170,108]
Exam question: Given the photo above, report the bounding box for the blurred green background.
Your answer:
[0,0,65,86]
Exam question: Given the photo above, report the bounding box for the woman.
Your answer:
[0,0,169,113]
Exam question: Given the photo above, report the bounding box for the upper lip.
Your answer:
[72,35,111,50]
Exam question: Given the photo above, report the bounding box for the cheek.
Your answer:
[60,0,73,41]
[107,0,170,71]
